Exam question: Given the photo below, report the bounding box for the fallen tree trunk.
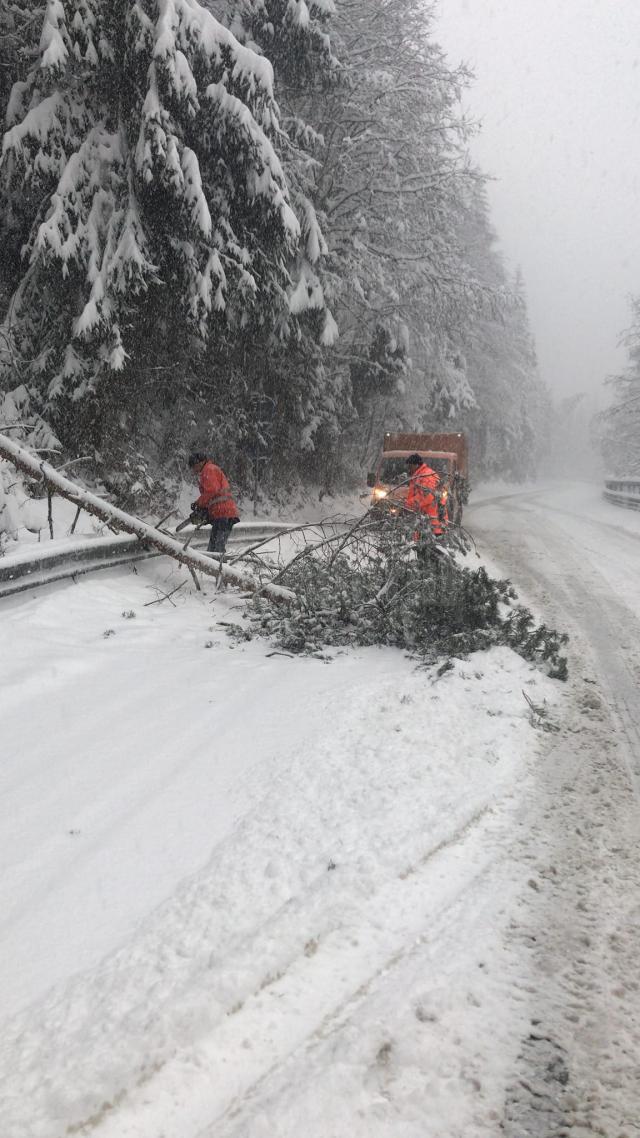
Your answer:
[0,433,294,604]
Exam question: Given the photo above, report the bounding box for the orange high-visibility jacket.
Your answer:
[195,461,239,520]
[406,463,443,534]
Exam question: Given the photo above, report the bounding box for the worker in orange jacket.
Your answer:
[405,452,445,538]
[188,452,240,554]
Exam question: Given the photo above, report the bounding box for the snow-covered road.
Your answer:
[1,482,640,1137]
[471,482,640,1136]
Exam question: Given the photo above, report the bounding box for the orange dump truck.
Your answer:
[367,432,469,525]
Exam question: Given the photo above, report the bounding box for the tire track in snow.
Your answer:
[477,501,640,799]
[86,805,499,1138]
[0,528,561,1138]
[3,634,540,1138]
[471,492,640,1136]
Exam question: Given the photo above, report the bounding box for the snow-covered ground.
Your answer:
[1,481,640,1137]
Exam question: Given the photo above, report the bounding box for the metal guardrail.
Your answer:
[0,522,291,600]
[603,479,640,512]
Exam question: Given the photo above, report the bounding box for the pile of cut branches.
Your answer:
[247,514,568,679]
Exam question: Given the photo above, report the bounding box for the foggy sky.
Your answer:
[435,0,640,404]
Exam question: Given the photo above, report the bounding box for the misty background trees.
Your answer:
[598,298,640,476]
[0,0,551,506]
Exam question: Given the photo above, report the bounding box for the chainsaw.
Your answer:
[175,507,209,532]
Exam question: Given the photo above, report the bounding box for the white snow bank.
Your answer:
[0,555,558,1137]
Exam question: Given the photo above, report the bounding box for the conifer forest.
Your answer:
[0,0,555,506]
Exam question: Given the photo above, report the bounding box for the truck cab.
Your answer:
[367,432,469,525]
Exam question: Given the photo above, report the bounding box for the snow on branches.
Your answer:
[0,385,60,549]
[0,0,302,409]
[248,512,569,679]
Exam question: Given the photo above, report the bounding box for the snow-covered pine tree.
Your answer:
[0,2,44,312]
[221,0,336,86]
[204,0,345,486]
[440,187,549,480]
[0,7,52,522]
[424,348,476,425]
[600,297,640,476]
[0,0,303,459]
[0,1,43,127]
[305,0,480,472]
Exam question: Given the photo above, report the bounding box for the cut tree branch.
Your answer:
[0,433,294,605]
